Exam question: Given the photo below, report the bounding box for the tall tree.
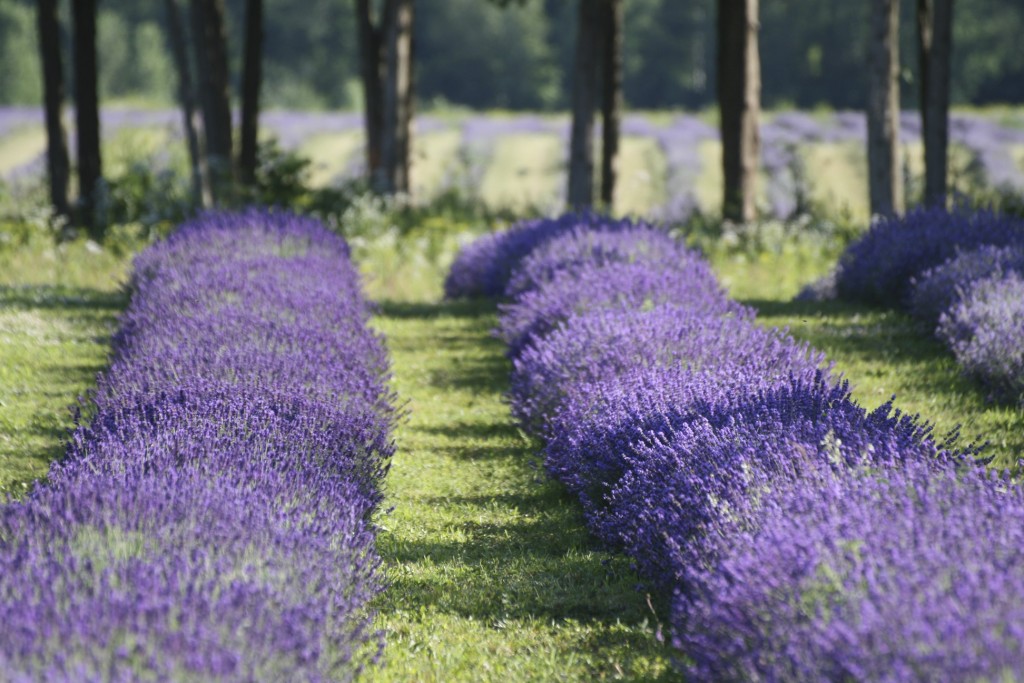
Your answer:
[72,0,102,234]
[599,0,623,209]
[867,0,903,216]
[191,0,233,202]
[36,0,70,219]
[239,0,263,186]
[717,0,761,222]
[356,0,385,183]
[917,0,953,205]
[379,0,414,194]
[568,0,601,208]
[164,0,212,208]
[356,0,414,194]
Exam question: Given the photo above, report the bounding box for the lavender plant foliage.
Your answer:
[908,244,1024,330]
[674,459,1024,683]
[601,376,973,591]
[0,209,394,681]
[503,223,685,299]
[498,257,737,360]
[507,301,825,438]
[444,212,640,299]
[834,206,1024,305]
[937,271,1024,404]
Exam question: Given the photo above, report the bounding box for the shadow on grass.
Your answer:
[376,296,672,668]
[0,284,127,312]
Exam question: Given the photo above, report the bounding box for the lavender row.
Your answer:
[447,214,1023,680]
[836,207,1024,404]
[0,209,395,681]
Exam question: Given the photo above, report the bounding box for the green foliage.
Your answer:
[0,2,41,105]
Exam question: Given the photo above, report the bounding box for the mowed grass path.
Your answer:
[369,299,671,682]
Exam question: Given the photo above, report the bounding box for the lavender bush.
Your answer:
[937,272,1024,404]
[835,206,1024,305]
[0,209,394,681]
[449,211,1017,681]
[908,244,1024,329]
[675,459,1024,682]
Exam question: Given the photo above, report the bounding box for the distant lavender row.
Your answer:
[5,107,1023,218]
[447,214,1023,680]
[836,207,1024,403]
[0,209,395,681]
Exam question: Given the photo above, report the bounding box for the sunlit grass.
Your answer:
[803,141,870,223]
[411,129,462,201]
[0,238,129,497]
[614,135,666,217]
[298,130,363,188]
[479,133,563,212]
[369,297,672,682]
[0,125,46,177]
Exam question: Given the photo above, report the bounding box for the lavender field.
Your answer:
[3,106,1024,220]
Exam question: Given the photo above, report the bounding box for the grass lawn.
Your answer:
[0,239,130,497]
[369,299,672,682]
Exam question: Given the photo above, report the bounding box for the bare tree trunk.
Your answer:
[568,0,600,209]
[356,0,384,182]
[599,0,622,210]
[379,0,414,194]
[717,0,761,222]
[917,0,952,205]
[191,0,234,202]
[239,0,263,186]
[164,0,212,208]
[37,0,70,219]
[867,0,903,216]
[72,0,102,235]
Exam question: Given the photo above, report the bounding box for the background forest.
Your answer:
[1,0,1023,111]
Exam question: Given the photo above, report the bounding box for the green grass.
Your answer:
[298,130,364,188]
[0,125,46,176]
[0,238,130,497]
[615,136,666,217]
[368,299,672,682]
[480,133,564,212]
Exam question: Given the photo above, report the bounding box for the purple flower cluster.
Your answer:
[835,206,1024,305]
[837,207,1024,403]
[448,213,1023,681]
[0,209,394,681]
[937,271,1024,404]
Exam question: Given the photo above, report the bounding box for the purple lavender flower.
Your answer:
[937,271,1024,404]
[0,209,395,680]
[675,458,1023,682]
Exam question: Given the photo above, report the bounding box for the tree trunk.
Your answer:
[356,0,384,183]
[164,0,212,208]
[37,0,70,219]
[568,0,601,209]
[239,0,263,186]
[867,0,903,216]
[717,0,761,222]
[72,0,102,235]
[191,0,234,202]
[599,0,623,210]
[917,0,952,206]
[379,0,414,194]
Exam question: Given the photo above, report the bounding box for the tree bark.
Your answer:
[599,0,623,210]
[239,0,263,186]
[717,0,761,222]
[191,0,234,202]
[867,0,903,216]
[164,0,212,208]
[36,0,70,219]
[568,0,601,209]
[72,0,102,235]
[356,0,384,183]
[379,0,414,194]
[917,0,952,205]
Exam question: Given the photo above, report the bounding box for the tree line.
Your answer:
[22,0,986,236]
[3,0,1022,110]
